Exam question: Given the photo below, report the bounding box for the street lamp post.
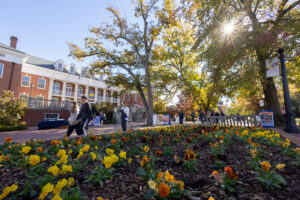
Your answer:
[278,48,300,133]
[29,84,34,104]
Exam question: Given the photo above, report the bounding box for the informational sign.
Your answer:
[93,116,100,126]
[259,100,264,107]
[153,114,158,125]
[266,58,280,77]
[260,110,274,128]
[162,114,171,125]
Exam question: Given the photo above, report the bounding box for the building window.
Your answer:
[21,75,31,86]
[121,94,125,101]
[38,78,46,89]
[70,66,75,74]
[127,94,130,101]
[44,113,59,121]
[134,94,138,101]
[78,87,83,97]
[57,63,63,71]
[0,63,4,78]
[66,84,72,96]
[53,82,61,95]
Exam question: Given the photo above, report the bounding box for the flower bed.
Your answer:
[0,125,299,200]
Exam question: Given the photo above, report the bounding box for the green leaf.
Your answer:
[145,189,155,199]
[273,174,287,185]
[137,167,146,176]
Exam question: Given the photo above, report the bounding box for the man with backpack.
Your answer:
[120,102,129,131]
[76,96,93,135]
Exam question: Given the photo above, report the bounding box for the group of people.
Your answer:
[174,109,226,124]
[66,97,131,137]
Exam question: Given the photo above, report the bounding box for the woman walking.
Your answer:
[67,102,81,137]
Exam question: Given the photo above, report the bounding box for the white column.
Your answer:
[103,88,107,102]
[74,83,78,101]
[85,86,89,98]
[95,88,98,103]
[48,78,54,100]
[62,81,67,101]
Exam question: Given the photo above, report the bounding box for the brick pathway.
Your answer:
[272,127,300,147]
[0,122,147,144]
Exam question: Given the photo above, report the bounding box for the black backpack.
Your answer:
[121,109,127,120]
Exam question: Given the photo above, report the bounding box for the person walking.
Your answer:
[66,102,81,137]
[99,111,106,127]
[76,96,93,135]
[200,110,205,124]
[179,110,184,125]
[191,111,196,123]
[121,102,129,131]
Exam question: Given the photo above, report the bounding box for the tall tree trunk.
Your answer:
[257,52,284,125]
[136,84,150,124]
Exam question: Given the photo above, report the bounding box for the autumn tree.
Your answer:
[69,0,178,125]
[184,0,300,124]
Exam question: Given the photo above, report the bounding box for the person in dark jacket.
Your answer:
[191,111,196,123]
[76,96,93,135]
[179,110,184,124]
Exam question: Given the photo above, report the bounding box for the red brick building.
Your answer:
[0,36,144,126]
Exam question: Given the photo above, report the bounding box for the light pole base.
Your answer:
[284,114,300,134]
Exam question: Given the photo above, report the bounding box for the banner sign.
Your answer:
[260,110,274,128]
[93,116,100,126]
[155,114,171,125]
[266,58,280,77]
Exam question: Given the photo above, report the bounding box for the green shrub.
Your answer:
[0,122,27,132]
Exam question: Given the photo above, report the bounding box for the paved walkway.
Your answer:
[0,122,147,144]
[272,127,300,147]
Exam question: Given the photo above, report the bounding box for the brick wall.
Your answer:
[22,109,69,127]
[18,72,50,99]
[122,93,143,107]
[0,59,22,97]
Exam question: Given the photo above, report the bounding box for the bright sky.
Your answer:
[0,0,134,66]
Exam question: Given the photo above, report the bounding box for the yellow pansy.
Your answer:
[110,154,119,164]
[48,165,59,176]
[21,146,31,154]
[119,151,127,159]
[0,184,18,200]
[38,183,53,200]
[148,180,157,190]
[106,148,114,155]
[68,150,72,155]
[77,151,83,159]
[276,164,286,170]
[60,165,72,175]
[126,158,132,165]
[28,155,40,166]
[67,177,75,188]
[57,149,66,158]
[90,152,96,161]
[81,145,90,152]
[53,178,68,195]
[103,156,113,168]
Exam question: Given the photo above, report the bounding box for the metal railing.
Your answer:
[206,115,258,127]
[22,97,73,110]
[65,91,75,97]
[52,90,62,95]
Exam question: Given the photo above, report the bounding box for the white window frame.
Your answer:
[70,66,75,74]
[0,63,4,78]
[44,113,60,121]
[57,63,63,71]
[21,75,31,87]
[127,94,130,101]
[78,87,83,97]
[134,94,138,101]
[37,78,46,89]
[53,82,60,91]
[121,94,125,101]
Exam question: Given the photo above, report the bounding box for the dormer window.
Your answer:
[70,66,75,74]
[57,63,63,71]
